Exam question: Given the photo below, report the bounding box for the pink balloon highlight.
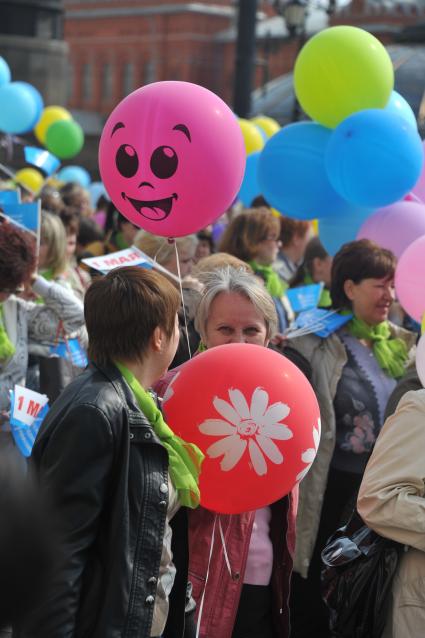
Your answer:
[412,140,425,203]
[99,81,246,238]
[357,200,425,258]
[395,234,425,322]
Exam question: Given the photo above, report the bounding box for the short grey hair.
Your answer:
[194,266,278,341]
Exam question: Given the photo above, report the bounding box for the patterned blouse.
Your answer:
[332,331,397,475]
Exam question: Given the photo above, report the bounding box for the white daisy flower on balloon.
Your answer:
[162,371,181,404]
[296,418,321,483]
[199,387,293,476]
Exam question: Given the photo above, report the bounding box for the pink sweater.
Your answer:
[243,506,273,586]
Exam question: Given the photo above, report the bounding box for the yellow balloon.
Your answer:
[34,105,72,144]
[251,115,280,138]
[15,168,44,194]
[311,219,319,235]
[294,26,394,128]
[46,177,63,189]
[238,118,264,155]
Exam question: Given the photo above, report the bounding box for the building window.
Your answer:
[123,62,134,96]
[102,63,113,101]
[143,60,156,85]
[82,63,92,102]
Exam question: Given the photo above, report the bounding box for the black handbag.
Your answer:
[321,509,403,638]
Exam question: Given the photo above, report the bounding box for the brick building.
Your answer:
[63,0,425,173]
[63,0,307,117]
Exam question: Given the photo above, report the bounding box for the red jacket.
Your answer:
[155,369,298,638]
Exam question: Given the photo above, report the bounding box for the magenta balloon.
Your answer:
[357,201,425,258]
[98,81,246,237]
[395,234,425,322]
[412,140,425,202]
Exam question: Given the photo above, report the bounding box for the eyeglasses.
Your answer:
[262,236,280,243]
[1,285,25,295]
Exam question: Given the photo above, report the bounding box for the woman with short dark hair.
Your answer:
[289,239,416,638]
[0,221,84,459]
[17,266,203,638]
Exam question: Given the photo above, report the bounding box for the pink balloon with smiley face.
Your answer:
[99,81,246,237]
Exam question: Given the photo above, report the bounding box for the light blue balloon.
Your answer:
[58,166,91,188]
[385,91,417,130]
[254,125,268,143]
[238,152,261,207]
[319,207,374,256]
[258,122,354,220]
[14,82,44,130]
[0,56,11,87]
[0,81,39,134]
[325,109,424,209]
[88,181,108,208]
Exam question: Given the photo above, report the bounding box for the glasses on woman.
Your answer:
[1,284,25,295]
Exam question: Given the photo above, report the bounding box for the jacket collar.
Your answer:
[90,361,151,428]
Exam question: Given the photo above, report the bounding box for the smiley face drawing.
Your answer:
[99,81,246,238]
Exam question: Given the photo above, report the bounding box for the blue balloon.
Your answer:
[258,122,353,220]
[238,152,261,207]
[58,166,91,188]
[88,181,108,208]
[325,109,424,209]
[0,81,39,134]
[14,82,44,130]
[0,56,11,87]
[319,207,373,256]
[385,91,417,130]
[254,125,268,143]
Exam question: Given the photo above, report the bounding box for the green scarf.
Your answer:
[114,232,129,251]
[248,261,287,298]
[115,361,204,508]
[347,316,408,379]
[303,274,332,308]
[0,304,15,363]
[35,269,55,304]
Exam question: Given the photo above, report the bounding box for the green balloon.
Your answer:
[45,119,84,159]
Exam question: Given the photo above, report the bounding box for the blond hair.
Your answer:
[40,211,68,277]
[134,230,198,266]
[195,267,278,341]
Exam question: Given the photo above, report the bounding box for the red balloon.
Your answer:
[163,343,320,514]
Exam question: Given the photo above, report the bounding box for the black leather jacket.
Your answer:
[16,363,188,638]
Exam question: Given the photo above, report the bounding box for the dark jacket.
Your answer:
[15,363,188,638]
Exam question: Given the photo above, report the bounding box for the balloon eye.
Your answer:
[116,144,139,178]
[150,146,178,179]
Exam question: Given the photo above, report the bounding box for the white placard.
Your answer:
[12,385,49,427]
[81,246,180,283]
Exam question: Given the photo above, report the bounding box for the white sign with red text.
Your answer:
[12,385,49,427]
[81,246,180,282]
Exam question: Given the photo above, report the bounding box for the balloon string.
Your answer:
[173,240,192,360]
[218,517,233,577]
[196,514,217,638]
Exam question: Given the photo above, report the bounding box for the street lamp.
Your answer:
[274,0,308,121]
[274,0,308,36]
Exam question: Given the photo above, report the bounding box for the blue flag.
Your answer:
[286,283,323,313]
[24,146,60,176]
[1,201,39,232]
[0,190,20,206]
[294,308,353,338]
[10,390,49,457]
[49,338,88,368]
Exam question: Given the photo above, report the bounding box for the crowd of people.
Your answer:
[0,176,423,638]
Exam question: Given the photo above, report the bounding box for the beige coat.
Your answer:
[358,390,425,638]
[291,324,415,578]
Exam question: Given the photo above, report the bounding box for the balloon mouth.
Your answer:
[121,191,178,221]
